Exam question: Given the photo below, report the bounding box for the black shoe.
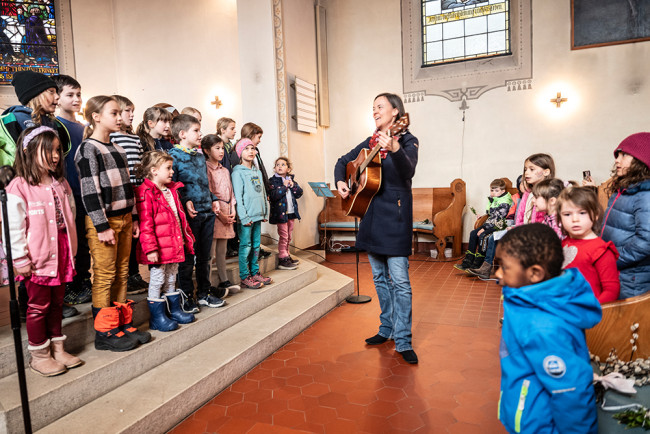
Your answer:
[127,274,148,295]
[210,285,229,299]
[470,254,485,270]
[62,304,80,318]
[226,249,238,257]
[197,293,226,308]
[398,349,418,364]
[180,291,199,314]
[278,257,298,270]
[64,282,93,305]
[95,331,139,352]
[365,334,388,345]
[259,249,272,259]
[453,252,474,271]
[289,256,300,265]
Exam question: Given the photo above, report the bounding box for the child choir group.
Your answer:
[454,146,649,432]
[1,71,303,377]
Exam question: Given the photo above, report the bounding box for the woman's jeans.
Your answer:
[367,252,413,352]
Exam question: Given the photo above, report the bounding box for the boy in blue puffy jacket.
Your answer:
[495,223,601,434]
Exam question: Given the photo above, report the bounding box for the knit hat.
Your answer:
[236,138,254,158]
[11,71,58,105]
[615,132,650,170]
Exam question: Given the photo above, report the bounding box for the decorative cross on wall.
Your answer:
[211,96,222,109]
[550,92,567,108]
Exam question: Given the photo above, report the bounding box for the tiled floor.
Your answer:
[170,253,506,433]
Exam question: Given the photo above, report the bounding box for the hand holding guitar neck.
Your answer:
[376,130,400,153]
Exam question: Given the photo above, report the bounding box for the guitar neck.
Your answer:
[359,144,383,173]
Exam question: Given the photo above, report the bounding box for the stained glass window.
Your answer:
[1,1,59,85]
[422,0,511,66]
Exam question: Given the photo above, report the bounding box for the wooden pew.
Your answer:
[318,179,466,258]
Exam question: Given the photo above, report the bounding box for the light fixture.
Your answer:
[550,92,567,108]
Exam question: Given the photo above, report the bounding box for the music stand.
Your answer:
[308,182,335,252]
[346,217,371,304]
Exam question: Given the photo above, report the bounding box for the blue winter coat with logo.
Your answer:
[601,179,650,299]
[232,164,268,225]
[499,268,601,434]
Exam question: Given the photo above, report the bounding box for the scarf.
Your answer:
[368,130,389,160]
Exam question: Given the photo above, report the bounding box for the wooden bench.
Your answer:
[317,179,466,258]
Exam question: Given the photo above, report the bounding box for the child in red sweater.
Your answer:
[558,186,619,303]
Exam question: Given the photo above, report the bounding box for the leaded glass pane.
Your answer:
[422,0,511,66]
[1,1,59,85]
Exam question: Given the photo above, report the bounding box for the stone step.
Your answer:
[0,260,320,434]
[37,262,353,434]
[0,251,279,379]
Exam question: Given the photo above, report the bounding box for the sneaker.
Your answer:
[62,304,80,318]
[180,291,199,314]
[127,274,148,295]
[278,257,298,270]
[241,275,263,289]
[197,293,226,308]
[289,256,300,265]
[226,249,238,258]
[259,248,272,259]
[64,281,93,305]
[253,272,273,285]
[219,280,241,294]
[210,285,229,299]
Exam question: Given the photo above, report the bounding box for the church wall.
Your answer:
[321,0,650,242]
[70,0,243,135]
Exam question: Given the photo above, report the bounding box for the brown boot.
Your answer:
[51,336,84,369]
[28,340,66,377]
[469,261,493,279]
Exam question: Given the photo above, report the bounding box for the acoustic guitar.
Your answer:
[341,114,410,218]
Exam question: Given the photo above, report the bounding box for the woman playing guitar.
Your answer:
[334,93,419,364]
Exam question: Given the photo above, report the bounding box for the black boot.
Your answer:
[470,254,485,269]
[453,251,475,271]
[92,307,139,352]
[115,300,151,344]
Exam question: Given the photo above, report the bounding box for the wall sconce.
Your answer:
[211,96,222,109]
[550,92,567,108]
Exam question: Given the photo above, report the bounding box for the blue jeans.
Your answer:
[178,211,216,298]
[238,221,261,280]
[484,234,496,264]
[367,253,413,352]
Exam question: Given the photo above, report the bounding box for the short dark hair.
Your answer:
[171,114,200,142]
[490,178,506,190]
[51,74,80,92]
[374,92,405,120]
[201,134,223,155]
[498,223,563,278]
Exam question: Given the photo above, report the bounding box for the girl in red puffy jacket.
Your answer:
[135,151,196,331]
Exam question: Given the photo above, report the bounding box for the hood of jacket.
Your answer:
[502,268,602,330]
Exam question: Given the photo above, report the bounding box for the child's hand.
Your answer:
[244,221,252,226]
[15,264,34,277]
[212,201,220,216]
[283,179,292,188]
[227,214,236,224]
[186,201,198,218]
[98,228,116,245]
[147,250,160,263]
[132,222,140,238]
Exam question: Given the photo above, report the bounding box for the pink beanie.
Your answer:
[615,133,650,170]
[236,138,253,158]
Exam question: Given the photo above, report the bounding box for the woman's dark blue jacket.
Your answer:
[334,132,418,257]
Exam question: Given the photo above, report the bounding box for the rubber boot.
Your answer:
[50,335,83,369]
[165,292,195,324]
[93,306,139,352]
[28,339,66,377]
[115,300,152,344]
[148,298,178,331]
[453,251,475,271]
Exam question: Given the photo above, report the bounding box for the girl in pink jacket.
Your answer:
[6,126,83,377]
[515,153,555,226]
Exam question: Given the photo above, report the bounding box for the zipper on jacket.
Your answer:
[497,391,502,420]
[600,189,623,236]
[514,379,530,433]
[397,194,402,221]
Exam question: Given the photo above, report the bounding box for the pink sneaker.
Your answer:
[241,276,263,289]
[253,272,273,285]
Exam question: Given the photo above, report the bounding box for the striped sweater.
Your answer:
[74,138,137,233]
[110,132,143,187]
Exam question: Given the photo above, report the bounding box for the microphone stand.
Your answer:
[346,217,371,304]
[1,186,32,433]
